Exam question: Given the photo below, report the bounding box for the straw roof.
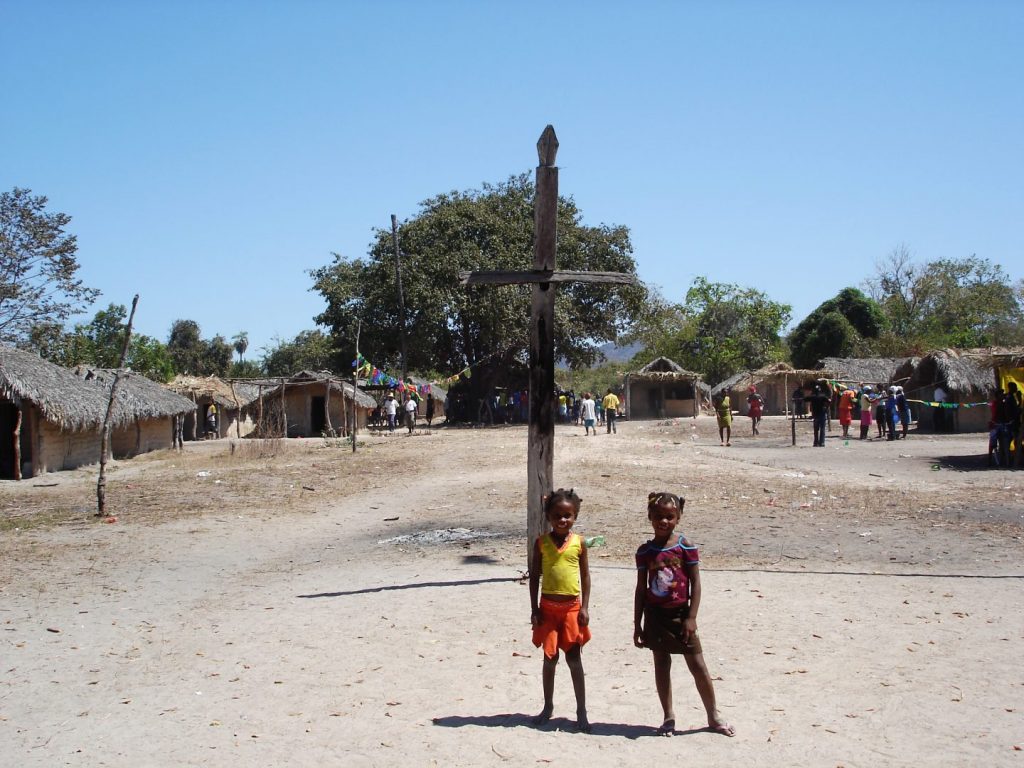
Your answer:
[818,357,916,385]
[0,346,131,431]
[907,349,994,395]
[73,367,195,419]
[263,370,377,409]
[711,362,832,395]
[961,347,1024,371]
[628,356,702,382]
[167,375,262,408]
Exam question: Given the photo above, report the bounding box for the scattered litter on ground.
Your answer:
[378,528,503,545]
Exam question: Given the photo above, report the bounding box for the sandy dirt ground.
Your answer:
[2,415,1023,767]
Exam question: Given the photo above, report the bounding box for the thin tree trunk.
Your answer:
[280,379,286,438]
[324,378,335,437]
[13,407,22,481]
[97,294,139,515]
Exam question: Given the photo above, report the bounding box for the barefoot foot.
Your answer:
[576,710,592,734]
[532,705,553,725]
[657,718,675,736]
[708,719,735,737]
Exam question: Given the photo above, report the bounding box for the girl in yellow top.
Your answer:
[529,488,591,732]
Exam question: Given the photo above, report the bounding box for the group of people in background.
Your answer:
[556,388,621,432]
[990,381,1022,468]
[793,381,914,446]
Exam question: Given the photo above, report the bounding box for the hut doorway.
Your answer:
[0,402,32,479]
[311,396,326,436]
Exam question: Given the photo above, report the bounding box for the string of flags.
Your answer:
[906,399,988,410]
[352,354,431,398]
[353,348,512,392]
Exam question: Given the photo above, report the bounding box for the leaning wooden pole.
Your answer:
[324,376,335,437]
[97,294,139,515]
[13,407,22,481]
[527,125,559,565]
[352,319,361,454]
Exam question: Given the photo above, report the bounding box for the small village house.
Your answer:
[623,357,702,419]
[905,349,997,432]
[73,367,195,457]
[262,371,376,437]
[0,346,191,479]
[166,375,262,440]
[711,362,834,416]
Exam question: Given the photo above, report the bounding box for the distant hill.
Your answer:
[596,341,642,364]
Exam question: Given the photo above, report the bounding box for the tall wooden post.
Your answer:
[527,126,559,562]
[460,126,636,567]
[352,319,361,454]
[391,215,408,381]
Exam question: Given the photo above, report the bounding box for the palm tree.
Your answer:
[232,331,249,364]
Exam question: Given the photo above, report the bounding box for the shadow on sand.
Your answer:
[297,575,518,599]
[431,713,715,739]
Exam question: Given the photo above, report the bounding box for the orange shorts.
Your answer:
[532,597,591,659]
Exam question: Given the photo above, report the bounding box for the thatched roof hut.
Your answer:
[167,375,262,409]
[818,357,917,387]
[74,367,195,419]
[905,349,995,432]
[711,362,832,415]
[623,357,703,419]
[258,371,377,437]
[0,345,127,431]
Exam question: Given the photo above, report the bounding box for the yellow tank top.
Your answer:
[539,532,582,596]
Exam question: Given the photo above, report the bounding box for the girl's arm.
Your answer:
[685,562,702,641]
[578,541,591,626]
[529,538,542,626]
[633,568,647,647]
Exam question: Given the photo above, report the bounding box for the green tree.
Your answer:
[262,330,339,376]
[310,174,646,396]
[0,187,100,343]
[204,335,233,377]
[28,303,174,381]
[631,277,790,384]
[228,359,263,379]
[232,331,249,363]
[788,287,886,368]
[167,319,232,376]
[866,245,1023,351]
[167,319,205,374]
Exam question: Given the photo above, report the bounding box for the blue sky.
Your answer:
[3,1,1021,360]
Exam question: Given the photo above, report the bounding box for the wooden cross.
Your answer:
[460,125,636,564]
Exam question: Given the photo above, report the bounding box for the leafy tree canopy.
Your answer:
[0,187,99,343]
[629,277,791,384]
[788,287,886,368]
[28,304,175,381]
[167,319,232,377]
[310,174,647,394]
[865,245,1024,352]
[262,330,339,377]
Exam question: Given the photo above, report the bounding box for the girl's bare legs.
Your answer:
[683,652,734,736]
[565,645,590,732]
[652,650,675,735]
[533,654,557,724]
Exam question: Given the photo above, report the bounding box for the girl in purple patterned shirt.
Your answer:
[634,491,734,737]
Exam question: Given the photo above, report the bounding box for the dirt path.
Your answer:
[2,420,1022,766]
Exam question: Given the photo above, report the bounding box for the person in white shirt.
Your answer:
[384,393,398,433]
[404,395,418,434]
[580,392,597,436]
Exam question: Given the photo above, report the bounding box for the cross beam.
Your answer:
[462,126,635,565]
[459,270,637,287]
